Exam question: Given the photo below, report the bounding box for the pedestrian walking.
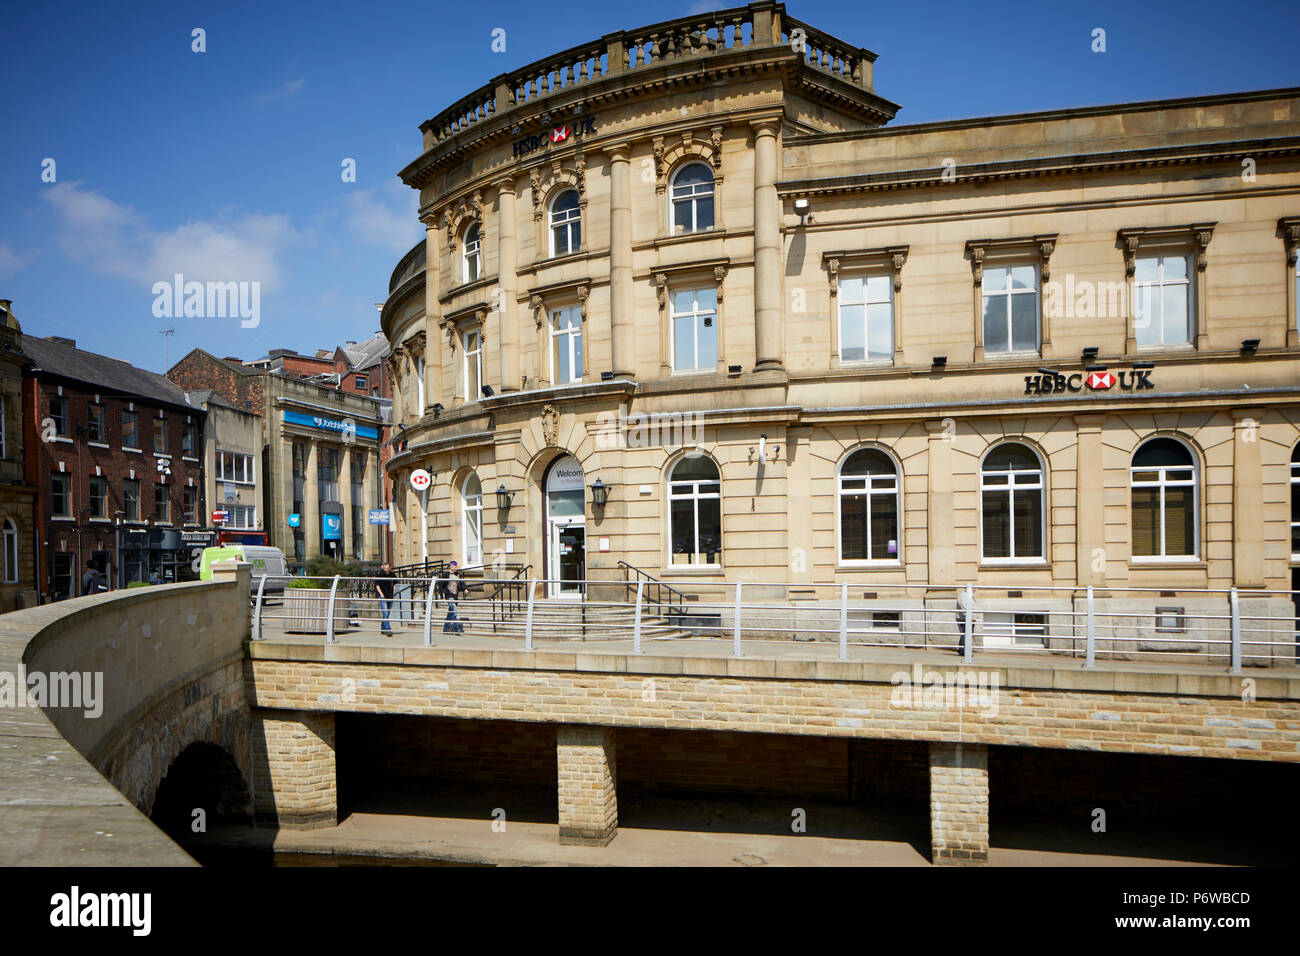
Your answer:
[441,560,464,634]
[80,560,106,596]
[375,562,397,636]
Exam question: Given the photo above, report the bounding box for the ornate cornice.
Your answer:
[822,245,909,294]
[964,235,1057,287]
[1278,216,1300,267]
[1117,222,1217,275]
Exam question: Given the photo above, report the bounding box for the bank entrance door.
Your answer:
[545,455,586,598]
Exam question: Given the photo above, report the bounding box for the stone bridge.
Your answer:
[3,566,1299,865]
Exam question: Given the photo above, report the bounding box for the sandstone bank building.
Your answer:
[382,2,1300,625]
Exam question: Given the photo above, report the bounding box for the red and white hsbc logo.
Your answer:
[1025,368,1153,395]
[550,126,570,143]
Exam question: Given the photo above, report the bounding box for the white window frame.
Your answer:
[463,330,483,401]
[667,455,722,568]
[228,503,257,529]
[837,275,894,364]
[217,451,255,485]
[670,286,718,374]
[461,473,483,567]
[1292,444,1300,560]
[836,448,901,566]
[550,307,583,385]
[1130,438,1199,561]
[979,443,1046,564]
[413,355,426,411]
[2,518,16,583]
[87,403,105,444]
[982,612,1047,649]
[1133,253,1193,348]
[981,264,1041,355]
[670,163,715,235]
[549,190,581,257]
[462,223,481,284]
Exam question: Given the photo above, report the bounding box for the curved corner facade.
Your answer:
[381,0,1300,601]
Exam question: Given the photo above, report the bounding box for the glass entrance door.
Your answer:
[550,522,586,597]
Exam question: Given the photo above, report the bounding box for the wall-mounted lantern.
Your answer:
[589,478,609,509]
[495,484,515,511]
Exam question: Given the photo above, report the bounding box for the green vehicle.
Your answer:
[199,545,288,595]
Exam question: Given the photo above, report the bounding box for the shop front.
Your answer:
[115,527,217,587]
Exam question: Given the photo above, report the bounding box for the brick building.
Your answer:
[22,335,209,598]
[169,347,387,564]
[0,301,37,609]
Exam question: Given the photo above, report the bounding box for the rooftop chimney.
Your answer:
[222,356,243,364]
[46,335,77,348]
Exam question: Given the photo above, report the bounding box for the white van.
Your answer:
[199,545,288,595]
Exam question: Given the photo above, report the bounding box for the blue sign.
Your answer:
[283,409,379,441]
[287,513,301,528]
[368,509,391,525]
[321,513,342,541]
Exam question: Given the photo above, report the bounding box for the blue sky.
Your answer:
[1,0,1296,374]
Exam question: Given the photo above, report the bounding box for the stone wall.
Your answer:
[246,644,1300,764]
[250,710,336,828]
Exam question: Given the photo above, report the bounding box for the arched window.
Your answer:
[462,222,481,284]
[1131,437,1197,559]
[670,163,714,235]
[838,449,900,563]
[549,190,581,256]
[668,455,721,566]
[2,518,16,584]
[981,443,1044,560]
[461,472,483,566]
[1289,444,1299,558]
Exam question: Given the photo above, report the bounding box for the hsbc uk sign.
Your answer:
[1024,368,1153,395]
[512,115,597,158]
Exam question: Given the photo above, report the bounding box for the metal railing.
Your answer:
[250,576,1300,672]
[488,563,533,633]
[618,561,686,621]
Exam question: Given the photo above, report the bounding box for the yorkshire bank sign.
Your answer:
[1023,367,1154,396]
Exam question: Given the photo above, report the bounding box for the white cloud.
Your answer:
[0,242,33,279]
[341,180,422,254]
[255,77,306,103]
[687,0,725,14]
[41,181,298,290]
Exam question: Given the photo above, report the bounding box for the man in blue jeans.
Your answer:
[375,562,396,636]
[442,561,464,634]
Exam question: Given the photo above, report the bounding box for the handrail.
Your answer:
[489,563,533,633]
[617,560,686,619]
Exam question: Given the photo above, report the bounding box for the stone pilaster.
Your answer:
[751,119,782,371]
[557,725,617,846]
[1075,413,1106,586]
[607,144,634,378]
[251,710,336,829]
[422,214,443,410]
[929,742,989,865]
[924,419,954,586]
[304,439,319,558]
[1231,409,1264,587]
[496,178,519,392]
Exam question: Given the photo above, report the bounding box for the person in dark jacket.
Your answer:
[80,560,106,595]
[442,561,464,634]
[375,562,397,635]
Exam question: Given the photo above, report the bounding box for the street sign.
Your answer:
[288,513,301,528]
[410,469,431,492]
[212,510,229,523]
[322,514,342,541]
[368,509,391,525]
